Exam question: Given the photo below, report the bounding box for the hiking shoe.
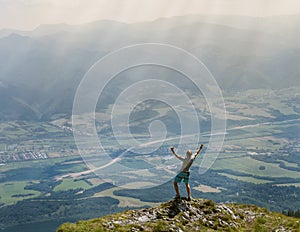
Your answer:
[174,195,181,200]
[187,196,192,201]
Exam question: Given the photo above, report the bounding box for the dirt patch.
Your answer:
[193,184,221,193]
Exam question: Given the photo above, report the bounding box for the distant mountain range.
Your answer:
[0,14,300,121]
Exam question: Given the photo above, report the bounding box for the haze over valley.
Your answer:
[0,12,300,232]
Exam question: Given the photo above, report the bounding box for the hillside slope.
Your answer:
[57,198,300,231]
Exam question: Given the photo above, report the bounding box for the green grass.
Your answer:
[54,178,93,192]
[278,159,299,168]
[269,101,295,115]
[0,143,5,150]
[212,156,300,179]
[216,153,246,159]
[57,163,89,173]
[0,181,40,205]
[218,173,272,184]
[93,185,159,208]
[0,121,65,142]
[223,135,283,152]
[0,156,80,172]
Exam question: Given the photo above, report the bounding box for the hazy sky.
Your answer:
[1,0,300,30]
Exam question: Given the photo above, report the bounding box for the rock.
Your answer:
[219,204,238,220]
[107,222,114,229]
[206,220,214,227]
[138,215,150,222]
[57,198,300,232]
[275,226,291,232]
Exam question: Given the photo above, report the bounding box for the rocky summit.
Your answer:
[57,198,300,231]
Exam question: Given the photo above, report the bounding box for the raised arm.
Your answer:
[194,144,204,158]
[170,146,184,161]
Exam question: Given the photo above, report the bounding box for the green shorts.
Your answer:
[174,171,190,183]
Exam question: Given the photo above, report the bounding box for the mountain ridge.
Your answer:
[1,14,300,121]
[56,198,300,231]
[2,13,300,38]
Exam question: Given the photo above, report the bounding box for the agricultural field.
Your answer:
[0,181,40,205]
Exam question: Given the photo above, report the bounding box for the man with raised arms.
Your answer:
[171,144,204,201]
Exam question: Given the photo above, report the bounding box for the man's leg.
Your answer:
[185,183,191,199]
[174,181,180,197]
